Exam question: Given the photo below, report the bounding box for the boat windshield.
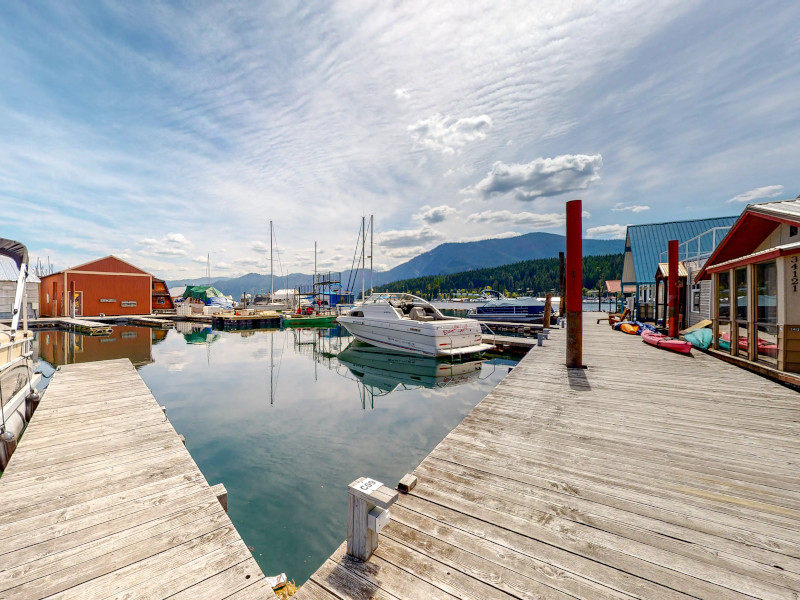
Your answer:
[362,293,432,307]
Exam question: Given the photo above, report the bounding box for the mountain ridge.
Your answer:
[167,232,623,297]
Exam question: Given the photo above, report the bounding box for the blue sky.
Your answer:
[1,1,798,280]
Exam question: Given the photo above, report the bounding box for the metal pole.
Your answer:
[369,215,373,296]
[565,200,583,368]
[361,216,365,301]
[668,239,679,338]
[270,221,274,298]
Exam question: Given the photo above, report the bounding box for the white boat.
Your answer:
[337,293,494,357]
[0,238,42,469]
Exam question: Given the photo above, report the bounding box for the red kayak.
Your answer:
[641,331,692,354]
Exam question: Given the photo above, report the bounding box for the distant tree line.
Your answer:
[379,253,623,299]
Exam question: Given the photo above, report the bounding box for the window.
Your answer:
[716,272,731,354]
[157,298,165,305]
[691,284,701,313]
[755,261,778,366]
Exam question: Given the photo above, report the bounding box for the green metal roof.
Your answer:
[625,216,738,284]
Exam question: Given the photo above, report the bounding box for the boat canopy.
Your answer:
[0,239,28,269]
[182,285,225,301]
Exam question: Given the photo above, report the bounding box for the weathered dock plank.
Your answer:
[298,313,800,599]
[0,358,266,599]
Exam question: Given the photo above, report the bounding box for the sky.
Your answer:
[1,1,799,280]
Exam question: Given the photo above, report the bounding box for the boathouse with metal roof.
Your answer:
[621,216,738,319]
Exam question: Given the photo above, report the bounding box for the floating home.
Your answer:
[697,198,800,381]
[39,256,160,317]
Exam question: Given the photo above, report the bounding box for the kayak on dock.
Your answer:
[641,331,692,354]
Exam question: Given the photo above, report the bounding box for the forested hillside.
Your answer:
[381,253,623,298]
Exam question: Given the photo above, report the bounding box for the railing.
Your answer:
[659,226,731,263]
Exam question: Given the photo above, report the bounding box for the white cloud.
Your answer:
[726,185,784,203]
[378,226,445,248]
[466,210,565,229]
[250,241,269,253]
[394,88,410,100]
[413,204,457,224]
[409,114,493,154]
[612,203,650,212]
[382,246,428,259]
[470,154,602,201]
[137,232,190,257]
[586,224,628,239]
[192,255,208,263]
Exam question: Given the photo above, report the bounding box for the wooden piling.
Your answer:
[668,239,679,338]
[558,252,566,318]
[543,293,552,329]
[565,200,583,368]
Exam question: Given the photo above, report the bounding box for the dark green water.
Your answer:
[36,324,517,584]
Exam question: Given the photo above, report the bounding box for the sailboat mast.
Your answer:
[270,220,274,298]
[361,216,365,301]
[369,215,373,295]
[207,253,210,285]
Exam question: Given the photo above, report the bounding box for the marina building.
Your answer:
[697,197,800,380]
[39,256,154,317]
[621,216,737,320]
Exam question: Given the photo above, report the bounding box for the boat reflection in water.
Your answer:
[336,340,483,408]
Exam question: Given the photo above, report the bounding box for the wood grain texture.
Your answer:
[0,358,266,599]
[298,313,800,600]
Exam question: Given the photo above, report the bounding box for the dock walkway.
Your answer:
[0,358,268,599]
[298,313,800,599]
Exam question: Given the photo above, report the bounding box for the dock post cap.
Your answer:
[347,476,399,561]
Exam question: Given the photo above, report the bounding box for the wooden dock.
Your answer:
[298,313,800,599]
[0,359,269,599]
[211,312,281,330]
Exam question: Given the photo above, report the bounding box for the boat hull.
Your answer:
[337,317,492,357]
[641,332,692,354]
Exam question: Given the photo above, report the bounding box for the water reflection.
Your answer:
[37,326,155,368]
[336,340,483,408]
[34,323,518,584]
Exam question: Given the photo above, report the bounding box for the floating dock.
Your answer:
[211,312,281,330]
[0,358,269,598]
[52,317,113,335]
[298,313,800,599]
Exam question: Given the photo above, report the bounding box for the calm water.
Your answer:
[35,323,517,584]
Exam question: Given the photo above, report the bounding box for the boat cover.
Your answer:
[685,328,712,350]
[182,285,225,301]
[0,239,28,269]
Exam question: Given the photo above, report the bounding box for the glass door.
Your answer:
[717,271,731,353]
[734,268,748,357]
[755,261,778,365]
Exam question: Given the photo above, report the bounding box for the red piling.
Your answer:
[566,200,583,368]
[668,239,679,338]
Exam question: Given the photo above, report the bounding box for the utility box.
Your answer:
[368,506,390,533]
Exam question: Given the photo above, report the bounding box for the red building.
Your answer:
[39,256,154,317]
[152,278,175,312]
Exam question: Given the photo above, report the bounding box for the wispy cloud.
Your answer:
[394,88,410,100]
[137,233,191,257]
[466,210,565,229]
[469,155,602,201]
[726,185,784,203]
[586,224,628,239]
[612,203,650,213]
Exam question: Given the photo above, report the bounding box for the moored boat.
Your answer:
[466,290,554,323]
[0,238,43,469]
[641,331,692,354]
[337,293,493,357]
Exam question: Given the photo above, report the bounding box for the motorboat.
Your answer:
[337,293,494,357]
[0,238,43,469]
[466,289,554,323]
[337,340,483,393]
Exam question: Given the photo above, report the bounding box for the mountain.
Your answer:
[167,232,623,296]
[370,232,622,286]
